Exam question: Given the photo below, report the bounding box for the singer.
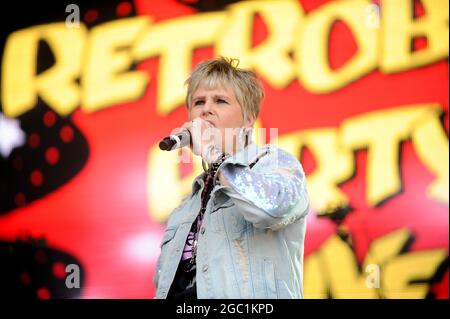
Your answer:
[154,57,310,299]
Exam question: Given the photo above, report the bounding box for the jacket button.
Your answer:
[200,227,205,235]
[202,264,209,272]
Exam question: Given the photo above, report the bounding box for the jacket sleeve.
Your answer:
[218,146,310,230]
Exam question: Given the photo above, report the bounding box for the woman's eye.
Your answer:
[194,100,204,106]
[217,99,227,104]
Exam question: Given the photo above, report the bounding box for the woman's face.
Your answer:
[189,83,254,153]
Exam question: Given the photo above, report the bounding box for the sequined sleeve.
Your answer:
[219,145,310,230]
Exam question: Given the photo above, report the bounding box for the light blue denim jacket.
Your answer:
[154,143,310,299]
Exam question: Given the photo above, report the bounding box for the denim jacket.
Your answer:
[154,143,310,299]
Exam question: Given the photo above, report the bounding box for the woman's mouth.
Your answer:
[204,119,215,127]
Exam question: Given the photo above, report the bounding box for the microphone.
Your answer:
[159,130,191,151]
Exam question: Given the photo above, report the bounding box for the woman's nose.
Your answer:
[201,100,214,115]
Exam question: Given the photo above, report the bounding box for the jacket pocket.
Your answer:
[263,259,279,298]
[155,226,178,289]
[222,205,248,235]
[158,227,178,271]
[211,197,234,213]
[210,199,237,233]
[160,226,177,247]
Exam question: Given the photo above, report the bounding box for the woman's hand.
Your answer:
[173,118,223,164]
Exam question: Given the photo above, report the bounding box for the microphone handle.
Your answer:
[159,131,191,151]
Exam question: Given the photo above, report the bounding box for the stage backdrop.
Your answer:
[0,0,448,299]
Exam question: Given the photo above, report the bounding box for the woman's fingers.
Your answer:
[171,120,193,135]
[189,118,214,136]
[171,118,219,157]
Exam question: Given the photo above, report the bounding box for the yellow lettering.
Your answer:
[147,145,203,222]
[83,17,149,112]
[1,23,86,117]
[296,0,377,93]
[320,235,378,298]
[383,249,447,298]
[217,0,303,88]
[340,105,443,206]
[133,13,226,115]
[278,129,354,216]
[381,0,449,73]
[411,108,449,204]
[304,228,447,298]
[304,253,328,299]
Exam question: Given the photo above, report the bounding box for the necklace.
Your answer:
[183,153,230,273]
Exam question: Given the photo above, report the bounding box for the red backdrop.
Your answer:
[0,0,448,298]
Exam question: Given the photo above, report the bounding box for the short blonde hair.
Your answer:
[185,57,264,120]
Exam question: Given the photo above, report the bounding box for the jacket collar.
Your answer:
[191,142,267,195]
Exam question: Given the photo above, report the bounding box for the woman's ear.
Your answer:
[244,114,256,128]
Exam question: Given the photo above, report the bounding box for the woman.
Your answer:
[154,57,310,299]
